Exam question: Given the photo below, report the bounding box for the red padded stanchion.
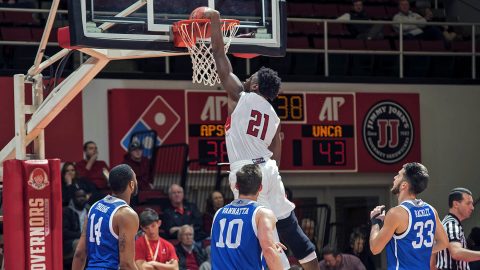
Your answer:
[3,159,63,270]
[3,159,27,270]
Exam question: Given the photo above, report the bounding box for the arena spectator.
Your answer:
[468,227,480,270]
[61,162,98,206]
[344,228,375,270]
[392,0,443,40]
[162,184,207,242]
[319,246,366,270]
[135,208,179,270]
[202,190,225,235]
[417,7,456,42]
[337,0,383,40]
[175,225,209,270]
[62,188,90,266]
[75,141,110,190]
[300,218,320,257]
[122,141,152,191]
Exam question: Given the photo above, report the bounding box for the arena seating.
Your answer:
[0,0,478,79]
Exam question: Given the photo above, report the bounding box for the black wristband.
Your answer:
[371,218,383,227]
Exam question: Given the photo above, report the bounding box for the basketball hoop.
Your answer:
[173,19,240,86]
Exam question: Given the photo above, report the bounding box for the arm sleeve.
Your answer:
[353,256,367,270]
[62,210,81,240]
[162,209,176,239]
[75,162,88,177]
[190,203,208,241]
[165,241,179,261]
[444,220,462,242]
[135,237,147,261]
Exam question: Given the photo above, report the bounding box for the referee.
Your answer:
[435,188,480,270]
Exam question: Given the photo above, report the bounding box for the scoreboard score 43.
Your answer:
[187,91,357,172]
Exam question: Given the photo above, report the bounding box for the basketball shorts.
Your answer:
[229,159,295,220]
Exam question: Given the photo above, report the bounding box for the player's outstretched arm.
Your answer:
[432,208,448,253]
[117,207,140,270]
[369,206,401,255]
[256,208,285,270]
[72,216,88,270]
[204,9,243,109]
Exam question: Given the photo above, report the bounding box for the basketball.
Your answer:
[189,6,209,20]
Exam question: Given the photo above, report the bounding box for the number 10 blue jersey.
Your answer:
[386,199,436,270]
[211,199,264,270]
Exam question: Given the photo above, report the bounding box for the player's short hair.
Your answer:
[109,164,134,193]
[83,141,96,151]
[139,208,160,227]
[403,162,429,195]
[236,164,262,196]
[257,67,281,101]
[322,246,340,257]
[448,187,472,208]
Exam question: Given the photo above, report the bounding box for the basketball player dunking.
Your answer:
[72,164,140,270]
[205,8,319,270]
[369,162,448,270]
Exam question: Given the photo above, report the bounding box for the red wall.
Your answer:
[0,77,84,162]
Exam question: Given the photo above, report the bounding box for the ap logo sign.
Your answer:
[362,100,414,164]
[120,96,180,155]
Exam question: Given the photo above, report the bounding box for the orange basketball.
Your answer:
[189,6,209,20]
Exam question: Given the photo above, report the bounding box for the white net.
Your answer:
[176,19,239,86]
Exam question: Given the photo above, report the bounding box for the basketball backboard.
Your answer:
[67,0,286,56]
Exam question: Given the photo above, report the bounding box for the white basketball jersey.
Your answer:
[225,91,280,163]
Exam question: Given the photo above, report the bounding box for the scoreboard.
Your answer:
[278,93,356,171]
[187,91,357,171]
[109,89,420,173]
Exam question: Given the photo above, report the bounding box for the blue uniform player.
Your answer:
[369,162,449,270]
[211,164,285,270]
[72,164,140,270]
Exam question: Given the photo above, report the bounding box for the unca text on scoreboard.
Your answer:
[108,89,420,173]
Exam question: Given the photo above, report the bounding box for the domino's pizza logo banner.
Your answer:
[356,93,421,172]
[108,89,186,167]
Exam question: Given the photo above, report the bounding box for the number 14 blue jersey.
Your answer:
[86,195,129,270]
[386,199,436,270]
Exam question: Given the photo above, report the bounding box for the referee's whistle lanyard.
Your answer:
[145,236,161,262]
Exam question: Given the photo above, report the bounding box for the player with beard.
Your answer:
[72,164,140,270]
[369,162,448,270]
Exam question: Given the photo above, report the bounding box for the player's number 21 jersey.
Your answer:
[225,91,280,163]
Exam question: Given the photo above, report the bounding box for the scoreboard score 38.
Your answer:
[187,91,357,172]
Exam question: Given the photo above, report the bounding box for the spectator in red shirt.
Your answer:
[75,141,110,190]
[122,141,152,191]
[175,225,209,270]
[135,208,179,270]
[202,190,225,235]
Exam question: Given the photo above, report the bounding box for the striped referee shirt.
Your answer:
[437,213,469,270]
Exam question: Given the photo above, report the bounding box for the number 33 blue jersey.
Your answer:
[386,199,436,270]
